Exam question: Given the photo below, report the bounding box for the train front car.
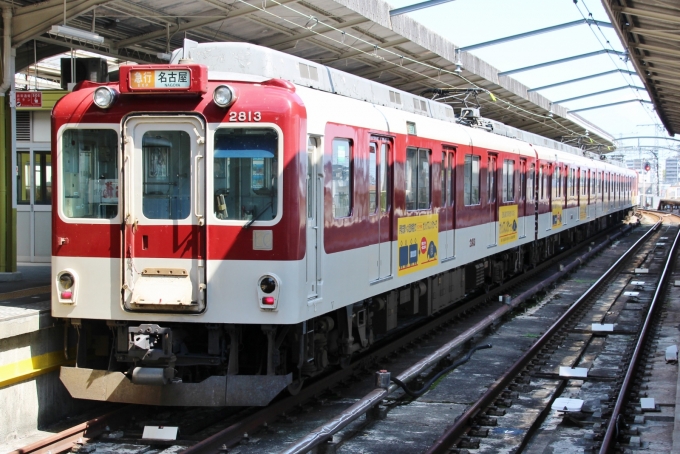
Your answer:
[52,64,307,406]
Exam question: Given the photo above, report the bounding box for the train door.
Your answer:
[307,136,321,298]
[122,115,206,312]
[17,149,52,263]
[368,136,393,282]
[488,154,497,247]
[442,147,455,259]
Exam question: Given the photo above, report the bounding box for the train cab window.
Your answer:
[331,138,352,218]
[142,131,191,220]
[61,129,118,219]
[214,127,279,221]
[406,147,431,211]
[502,159,514,202]
[464,154,480,206]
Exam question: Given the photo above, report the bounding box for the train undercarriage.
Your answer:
[61,211,629,406]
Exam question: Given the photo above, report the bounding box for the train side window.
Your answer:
[61,129,119,219]
[488,156,496,203]
[464,154,480,206]
[441,154,446,207]
[331,138,352,218]
[369,143,377,213]
[538,165,544,200]
[214,127,279,221]
[502,159,514,202]
[380,142,390,213]
[527,163,535,202]
[405,147,431,211]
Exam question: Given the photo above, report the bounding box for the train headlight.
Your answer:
[57,270,78,304]
[93,87,117,109]
[257,274,281,311]
[260,277,276,294]
[213,85,236,108]
[59,273,74,289]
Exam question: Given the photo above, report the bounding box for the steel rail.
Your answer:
[598,219,680,453]
[184,224,633,454]
[8,407,127,454]
[425,218,660,454]
[279,223,637,454]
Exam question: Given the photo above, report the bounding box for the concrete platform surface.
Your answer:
[0,264,50,297]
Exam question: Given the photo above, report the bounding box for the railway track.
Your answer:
[14,216,652,454]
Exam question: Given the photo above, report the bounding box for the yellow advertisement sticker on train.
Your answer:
[499,205,518,245]
[579,203,587,220]
[397,214,439,276]
[552,202,563,229]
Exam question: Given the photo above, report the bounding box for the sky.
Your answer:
[387,0,677,160]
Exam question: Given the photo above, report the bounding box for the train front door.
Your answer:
[368,137,393,282]
[122,115,207,312]
[306,136,321,299]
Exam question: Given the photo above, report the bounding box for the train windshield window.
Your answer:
[61,129,118,219]
[406,147,431,211]
[142,131,191,220]
[214,127,279,221]
[464,154,480,206]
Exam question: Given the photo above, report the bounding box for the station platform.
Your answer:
[0,264,98,452]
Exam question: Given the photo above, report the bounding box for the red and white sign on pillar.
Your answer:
[16,91,42,108]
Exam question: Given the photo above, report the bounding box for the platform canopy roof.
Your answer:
[9,0,618,149]
[601,0,680,137]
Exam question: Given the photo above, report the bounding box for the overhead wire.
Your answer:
[573,0,660,128]
[230,0,603,144]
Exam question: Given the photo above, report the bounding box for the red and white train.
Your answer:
[52,41,637,406]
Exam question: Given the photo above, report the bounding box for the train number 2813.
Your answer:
[229,111,262,122]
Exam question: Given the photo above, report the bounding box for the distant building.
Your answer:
[666,158,680,184]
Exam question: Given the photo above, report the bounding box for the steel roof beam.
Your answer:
[628,27,680,43]
[569,99,653,114]
[390,0,456,16]
[259,17,370,48]
[615,5,680,26]
[13,0,116,47]
[615,136,680,143]
[527,69,638,92]
[114,0,299,49]
[498,49,625,76]
[461,19,612,52]
[554,85,647,104]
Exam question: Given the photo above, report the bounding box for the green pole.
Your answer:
[0,85,16,274]
[0,10,15,273]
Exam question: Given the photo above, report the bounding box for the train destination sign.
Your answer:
[119,64,208,94]
[130,69,191,89]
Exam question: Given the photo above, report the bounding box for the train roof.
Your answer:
[170,41,626,170]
